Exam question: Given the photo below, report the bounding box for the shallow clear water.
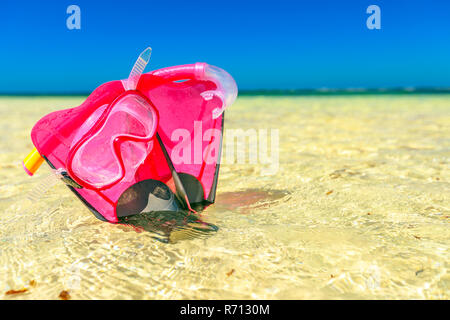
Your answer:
[0,95,449,299]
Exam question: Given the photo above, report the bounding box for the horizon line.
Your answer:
[1,87,449,97]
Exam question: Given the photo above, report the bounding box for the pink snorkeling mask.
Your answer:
[68,92,158,190]
[23,47,238,223]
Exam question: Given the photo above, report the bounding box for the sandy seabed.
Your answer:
[0,95,448,299]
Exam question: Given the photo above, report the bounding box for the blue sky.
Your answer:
[1,0,449,92]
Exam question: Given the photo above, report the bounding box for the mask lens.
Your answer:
[69,94,157,188]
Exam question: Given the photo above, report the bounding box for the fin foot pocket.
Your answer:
[116,179,180,217]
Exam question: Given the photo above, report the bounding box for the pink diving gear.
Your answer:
[25,48,238,223]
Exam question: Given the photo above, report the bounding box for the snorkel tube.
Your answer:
[151,63,238,119]
[22,63,236,177]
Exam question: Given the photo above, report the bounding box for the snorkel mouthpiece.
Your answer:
[202,64,238,119]
[23,47,238,223]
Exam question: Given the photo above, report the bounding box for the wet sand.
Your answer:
[0,95,448,299]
